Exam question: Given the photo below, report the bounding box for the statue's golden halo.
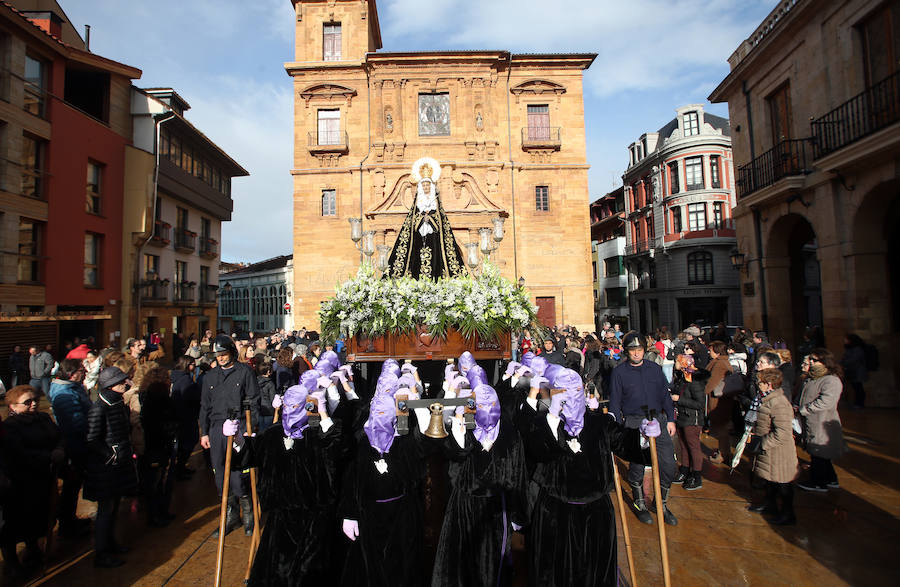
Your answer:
[410,157,441,184]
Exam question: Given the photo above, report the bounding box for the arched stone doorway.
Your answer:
[850,179,900,405]
[764,213,822,349]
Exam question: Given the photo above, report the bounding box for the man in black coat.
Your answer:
[198,335,260,536]
[538,338,565,366]
[84,367,139,568]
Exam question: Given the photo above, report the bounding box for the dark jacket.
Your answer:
[673,369,709,427]
[272,362,296,393]
[564,349,583,374]
[258,375,277,419]
[8,351,27,377]
[170,369,201,443]
[609,359,674,423]
[140,382,178,464]
[84,389,138,501]
[198,362,260,435]
[0,412,62,546]
[48,379,92,461]
[540,348,566,367]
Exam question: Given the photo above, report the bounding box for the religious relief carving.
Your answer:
[475,110,484,131]
[527,150,555,163]
[316,154,342,167]
[368,167,503,218]
[384,107,394,134]
[418,93,450,136]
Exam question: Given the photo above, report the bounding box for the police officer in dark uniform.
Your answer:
[608,331,678,526]
[199,335,260,536]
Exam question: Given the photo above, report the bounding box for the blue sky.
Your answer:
[60,0,774,262]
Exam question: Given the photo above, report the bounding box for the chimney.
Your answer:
[85,25,91,51]
[21,11,64,39]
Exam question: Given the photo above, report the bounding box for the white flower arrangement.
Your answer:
[319,263,544,343]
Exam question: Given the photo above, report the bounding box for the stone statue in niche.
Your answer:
[385,110,393,134]
[475,111,483,130]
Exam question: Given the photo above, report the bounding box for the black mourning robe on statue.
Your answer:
[339,428,428,587]
[231,422,343,587]
[431,419,528,587]
[386,199,467,280]
[517,403,642,587]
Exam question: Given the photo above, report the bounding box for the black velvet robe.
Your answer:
[339,428,428,587]
[518,403,642,587]
[231,421,343,587]
[431,419,528,587]
[386,200,467,280]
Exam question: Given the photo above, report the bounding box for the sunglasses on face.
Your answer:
[16,397,37,406]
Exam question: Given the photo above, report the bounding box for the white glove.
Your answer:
[272,394,283,409]
[317,376,332,390]
[342,519,359,541]
[530,376,549,389]
[222,419,241,437]
[401,363,417,375]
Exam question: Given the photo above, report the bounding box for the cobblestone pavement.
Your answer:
[3,401,898,586]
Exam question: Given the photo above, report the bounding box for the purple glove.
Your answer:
[310,391,327,415]
[504,362,521,377]
[222,419,241,437]
[548,393,564,418]
[515,366,534,378]
[586,396,600,411]
[640,418,661,438]
[444,364,458,381]
[530,375,549,389]
[342,519,359,541]
[401,363,417,375]
[271,394,283,410]
[451,375,469,392]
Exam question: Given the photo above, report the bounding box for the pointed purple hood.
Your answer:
[458,351,476,372]
[281,384,310,439]
[364,392,397,455]
[472,383,501,445]
[554,368,585,437]
[466,365,489,389]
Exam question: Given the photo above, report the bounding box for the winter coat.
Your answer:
[258,375,277,419]
[83,358,101,391]
[48,379,92,461]
[65,344,91,360]
[540,348,566,367]
[798,374,846,460]
[29,351,54,379]
[564,350,583,374]
[122,388,145,456]
[170,369,201,445]
[198,362,261,435]
[704,355,733,396]
[673,369,709,428]
[752,391,798,483]
[841,346,867,383]
[0,412,62,546]
[728,352,748,375]
[778,363,795,402]
[140,383,178,464]
[272,362,296,393]
[83,389,139,501]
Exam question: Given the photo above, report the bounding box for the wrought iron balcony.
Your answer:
[149,221,171,247]
[174,282,196,304]
[199,237,218,259]
[174,227,196,252]
[811,70,900,159]
[625,240,651,255]
[735,139,808,198]
[199,285,218,305]
[521,127,561,150]
[307,130,349,153]
[140,280,169,303]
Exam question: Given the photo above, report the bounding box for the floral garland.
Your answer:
[319,263,545,344]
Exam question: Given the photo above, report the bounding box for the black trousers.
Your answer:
[810,455,838,485]
[140,456,175,521]
[95,497,120,555]
[208,421,247,498]
[626,416,676,488]
[58,459,85,528]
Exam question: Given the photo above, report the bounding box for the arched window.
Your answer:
[687,251,714,285]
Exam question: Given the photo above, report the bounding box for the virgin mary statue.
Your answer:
[386,158,467,279]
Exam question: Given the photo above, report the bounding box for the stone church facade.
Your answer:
[286,0,596,331]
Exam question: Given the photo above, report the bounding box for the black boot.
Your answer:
[772,483,796,525]
[683,470,703,491]
[673,466,689,484]
[213,496,241,537]
[748,481,778,514]
[240,495,254,536]
[659,485,678,526]
[628,481,654,525]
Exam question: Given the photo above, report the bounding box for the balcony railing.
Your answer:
[174,282,196,303]
[149,221,171,247]
[625,240,651,255]
[811,70,900,159]
[308,130,349,153]
[522,127,561,149]
[735,138,808,198]
[199,285,218,304]
[140,280,169,302]
[174,227,196,252]
[199,237,218,259]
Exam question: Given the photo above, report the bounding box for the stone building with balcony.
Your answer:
[590,187,628,331]
[122,87,248,346]
[709,0,900,406]
[218,255,293,335]
[287,0,596,331]
[0,1,140,371]
[622,105,741,333]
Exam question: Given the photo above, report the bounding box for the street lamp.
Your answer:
[518,276,525,289]
[729,248,746,272]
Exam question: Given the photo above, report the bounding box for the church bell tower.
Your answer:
[291,0,383,62]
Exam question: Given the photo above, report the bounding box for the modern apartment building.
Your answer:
[590,188,628,331]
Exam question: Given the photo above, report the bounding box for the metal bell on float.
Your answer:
[424,402,448,439]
